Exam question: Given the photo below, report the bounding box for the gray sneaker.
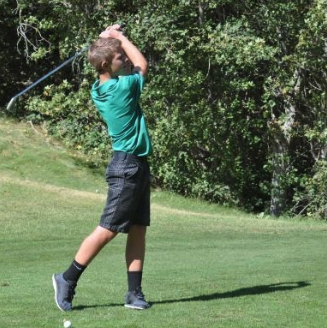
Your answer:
[52,273,76,311]
[124,287,151,310]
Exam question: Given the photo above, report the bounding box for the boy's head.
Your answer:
[88,38,123,75]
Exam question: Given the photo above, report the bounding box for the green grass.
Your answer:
[0,115,326,328]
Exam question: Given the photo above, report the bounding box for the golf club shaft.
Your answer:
[6,23,126,111]
[14,23,126,98]
[14,47,89,100]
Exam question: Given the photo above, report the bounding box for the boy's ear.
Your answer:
[101,60,109,70]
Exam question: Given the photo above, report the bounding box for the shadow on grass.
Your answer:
[73,281,310,310]
[153,281,310,304]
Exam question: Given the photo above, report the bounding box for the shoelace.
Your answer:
[135,289,145,300]
[66,283,77,302]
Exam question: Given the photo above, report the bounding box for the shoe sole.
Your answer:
[124,304,150,310]
[52,274,70,312]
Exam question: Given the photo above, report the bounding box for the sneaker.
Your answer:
[124,287,151,310]
[52,273,76,311]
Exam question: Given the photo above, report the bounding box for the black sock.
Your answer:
[63,260,87,283]
[127,271,143,292]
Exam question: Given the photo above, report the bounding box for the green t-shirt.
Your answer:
[91,72,152,156]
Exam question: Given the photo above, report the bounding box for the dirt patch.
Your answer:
[0,175,105,200]
[0,174,218,219]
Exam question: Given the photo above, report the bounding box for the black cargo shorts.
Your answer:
[99,151,150,233]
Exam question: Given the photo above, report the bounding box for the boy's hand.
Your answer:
[99,24,123,39]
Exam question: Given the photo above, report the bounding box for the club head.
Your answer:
[6,96,17,112]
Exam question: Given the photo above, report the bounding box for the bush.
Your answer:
[292,161,327,220]
[26,79,111,166]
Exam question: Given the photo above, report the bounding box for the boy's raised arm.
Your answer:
[99,25,148,76]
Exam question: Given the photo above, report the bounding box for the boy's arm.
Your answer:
[99,25,148,76]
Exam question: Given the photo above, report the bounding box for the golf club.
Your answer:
[6,23,126,112]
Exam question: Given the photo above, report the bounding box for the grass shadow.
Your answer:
[73,281,310,310]
[153,281,310,304]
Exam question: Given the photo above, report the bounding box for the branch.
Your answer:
[204,58,211,79]
[309,141,319,162]
[15,3,51,62]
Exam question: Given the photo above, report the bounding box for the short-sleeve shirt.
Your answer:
[91,72,152,157]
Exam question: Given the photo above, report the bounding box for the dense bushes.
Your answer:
[25,80,111,165]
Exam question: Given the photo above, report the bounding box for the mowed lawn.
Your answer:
[0,116,326,328]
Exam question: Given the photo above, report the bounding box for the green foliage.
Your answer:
[26,79,111,165]
[0,0,24,106]
[293,161,327,219]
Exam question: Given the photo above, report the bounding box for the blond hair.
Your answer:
[88,38,122,74]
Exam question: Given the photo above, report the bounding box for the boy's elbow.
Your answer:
[140,60,148,76]
[134,60,148,76]
[141,67,148,76]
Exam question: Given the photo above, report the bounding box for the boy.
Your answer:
[52,24,152,311]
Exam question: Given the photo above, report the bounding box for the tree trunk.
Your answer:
[269,101,295,216]
[270,131,290,216]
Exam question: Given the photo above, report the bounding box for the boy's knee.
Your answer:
[92,225,118,244]
[130,225,147,234]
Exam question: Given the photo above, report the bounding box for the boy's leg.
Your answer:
[75,226,118,266]
[126,225,146,271]
[124,225,150,310]
[53,226,118,311]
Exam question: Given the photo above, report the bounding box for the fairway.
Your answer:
[0,118,326,328]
